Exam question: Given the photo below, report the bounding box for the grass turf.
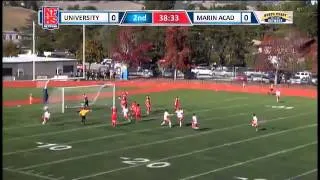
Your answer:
[3,89,317,180]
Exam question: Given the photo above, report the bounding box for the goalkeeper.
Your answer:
[83,93,89,107]
[43,86,49,104]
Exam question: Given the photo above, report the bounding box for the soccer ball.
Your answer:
[43,106,48,111]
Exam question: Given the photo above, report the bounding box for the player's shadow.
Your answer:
[259,127,267,131]
[185,123,192,127]
[197,128,210,131]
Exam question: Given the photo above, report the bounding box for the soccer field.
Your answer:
[3,89,317,180]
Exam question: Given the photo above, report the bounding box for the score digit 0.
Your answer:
[241,13,251,23]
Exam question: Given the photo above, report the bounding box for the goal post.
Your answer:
[47,83,116,113]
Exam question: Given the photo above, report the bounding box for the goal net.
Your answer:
[47,84,116,113]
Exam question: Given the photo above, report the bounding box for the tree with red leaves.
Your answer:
[255,30,316,84]
[112,27,153,67]
[162,27,191,74]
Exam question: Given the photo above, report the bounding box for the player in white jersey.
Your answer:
[161,109,172,128]
[192,113,199,129]
[42,108,51,125]
[175,108,184,127]
[122,105,130,122]
[275,89,281,103]
[251,113,259,132]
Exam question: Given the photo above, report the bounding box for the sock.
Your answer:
[169,121,172,128]
[179,121,182,127]
[161,121,165,126]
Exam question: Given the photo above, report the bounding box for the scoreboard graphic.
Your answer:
[38,8,293,30]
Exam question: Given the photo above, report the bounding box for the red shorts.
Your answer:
[135,114,141,119]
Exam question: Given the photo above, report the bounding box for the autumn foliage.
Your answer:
[112,27,153,67]
[162,27,191,71]
[255,30,318,73]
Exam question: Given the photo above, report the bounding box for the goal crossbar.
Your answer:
[60,83,115,113]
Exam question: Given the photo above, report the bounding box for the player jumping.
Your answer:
[192,113,199,130]
[111,106,117,127]
[41,106,51,125]
[43,86,49,104]
[251,113,259,132]
[275,89,281,103]
[161,109,173,128]
[145,95,151,115]
[175,108,184,127]
[174,96,181,111]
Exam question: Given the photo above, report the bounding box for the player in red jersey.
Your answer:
[111,106,117,127]
[130,101,137,119]
[145,95,151,115]
[174,96,181,111]
[135,104,141,121]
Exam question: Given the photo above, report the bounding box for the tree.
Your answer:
[144,1,176,10]
[112,27,153,67]
[255,30,312,84]
[20,13,56,55]
[76,40,104,69]
[3,41,19,57]
[162,27,190,73]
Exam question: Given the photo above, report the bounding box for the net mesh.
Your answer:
[47,84,115,113]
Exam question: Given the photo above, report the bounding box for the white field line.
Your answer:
[4,103,251,142]
[16,112,311,171]
[3,108,271,156]
[71,124,317,180]
[3,167,59,180]
[284,169,318,180]
[4,97,249,131]
[179,141,317,180]
[4,104,287,156]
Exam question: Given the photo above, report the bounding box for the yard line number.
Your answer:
[36,142,72,151]
[120,157,171,168]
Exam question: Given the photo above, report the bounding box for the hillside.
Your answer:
[3,6,36,31]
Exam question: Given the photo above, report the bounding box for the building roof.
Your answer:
[3,54,77,63]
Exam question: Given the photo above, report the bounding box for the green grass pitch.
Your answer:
[3,88,317,180]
